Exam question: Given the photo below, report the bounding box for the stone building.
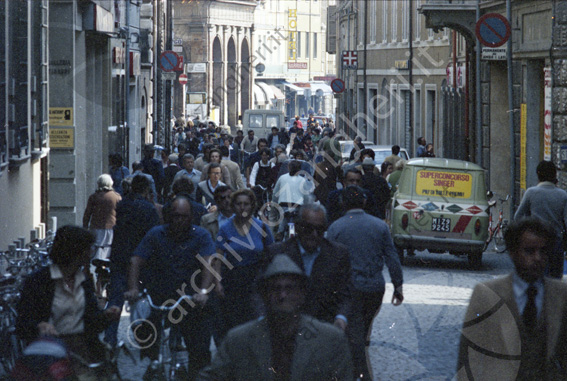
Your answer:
[173,0,256,129]
[335,0,451,157]
[0,0,165,249]
[0,0,49,248]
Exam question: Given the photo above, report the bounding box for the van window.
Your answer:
[266,115,279,128]
[415,170,473,199]
[249,115,263,128]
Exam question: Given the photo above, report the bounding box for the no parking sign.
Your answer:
[475,13,511,48]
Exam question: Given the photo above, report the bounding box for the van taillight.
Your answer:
[474,219,481,235]
[401,214,409,230]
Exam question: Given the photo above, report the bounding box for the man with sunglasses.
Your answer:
[265,203,352,332]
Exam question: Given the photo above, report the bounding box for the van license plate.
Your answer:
[431,218,451,232]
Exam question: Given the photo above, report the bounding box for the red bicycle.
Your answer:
[484,194,510,253]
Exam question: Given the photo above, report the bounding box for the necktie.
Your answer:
[523,284,538,330]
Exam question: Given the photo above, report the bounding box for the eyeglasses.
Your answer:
[298,224,326,236]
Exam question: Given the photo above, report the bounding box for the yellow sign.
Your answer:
[49,107,73,126]
[520,103,527,190]
[49,128,74,148]
[288,9,297,60]
[415,170,472,198]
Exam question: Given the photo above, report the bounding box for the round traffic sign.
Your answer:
[331,78,346,94]
[475,13,511,48]
[160,51,180,72]
[179,74,188,85]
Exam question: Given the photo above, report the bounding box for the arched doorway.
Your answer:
[241,39,250,118]
[212,37,223,125]
[227,37,237,128]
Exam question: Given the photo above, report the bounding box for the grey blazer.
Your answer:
[198,315,353,380]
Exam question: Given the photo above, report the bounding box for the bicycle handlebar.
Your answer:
[142,290,193,312]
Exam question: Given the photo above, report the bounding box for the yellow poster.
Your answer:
[49,128,74,148]
[415,170,472,198]
[520,103,527,190]
[49,107,73,126]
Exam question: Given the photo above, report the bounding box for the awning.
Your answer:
[283,82,305,95]
[310,82,333,95]
[256,82,275,101]
[269,85,285,100]
[253,84,268,105]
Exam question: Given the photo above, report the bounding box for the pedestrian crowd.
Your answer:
[17,113,567,380]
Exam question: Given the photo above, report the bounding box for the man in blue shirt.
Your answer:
[104,175,159,346]
[125,195,216,378]
[457,218,567,379]
[327,186,404,380]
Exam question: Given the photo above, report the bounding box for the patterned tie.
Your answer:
[523,284,538,330]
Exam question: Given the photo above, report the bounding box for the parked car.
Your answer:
[390,158,490,268]
[339,140,374,162]
[339,141,409,166]
[366,145,410,167]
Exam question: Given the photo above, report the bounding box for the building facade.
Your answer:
[173,0,256,130]
[0,0,49,248]
[422,0,557,216]
[0,0,166,249]
[336,0,452,157]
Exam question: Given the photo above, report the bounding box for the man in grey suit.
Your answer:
[457,217,567,380]
[219,146,245,190]
[198,254,353,380]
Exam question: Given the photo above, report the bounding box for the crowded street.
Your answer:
[2,0,566,380]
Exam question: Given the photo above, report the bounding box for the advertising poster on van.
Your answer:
[415,170,472,198]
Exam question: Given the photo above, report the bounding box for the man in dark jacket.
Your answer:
[142,144,165,200]
[265,203,352,330]
[105,175,160,345]
[361,158,391,219]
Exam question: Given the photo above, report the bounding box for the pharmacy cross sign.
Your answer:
[342,50,358,69]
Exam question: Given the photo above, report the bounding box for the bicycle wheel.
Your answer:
[493,225,507,253]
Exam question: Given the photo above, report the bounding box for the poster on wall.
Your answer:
[544,67,552,161]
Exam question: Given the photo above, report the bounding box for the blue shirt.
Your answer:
[297,242,320,277]
[513,274,544,320]
[217,213,233,232]
[133,225,216,303]
[217,216,274,267]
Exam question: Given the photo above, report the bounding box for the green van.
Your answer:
[390,158,489,268]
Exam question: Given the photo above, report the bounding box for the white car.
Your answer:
[365,145,410,167]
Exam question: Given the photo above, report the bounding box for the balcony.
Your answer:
[419,0,477,42]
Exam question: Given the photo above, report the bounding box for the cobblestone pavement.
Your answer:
[367,250,512,381]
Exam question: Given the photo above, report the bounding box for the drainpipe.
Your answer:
[363,0,368,140]
[125,0,130,164]
[476,0,482,166]
[507,0,515,216]
[408,0,413,155]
